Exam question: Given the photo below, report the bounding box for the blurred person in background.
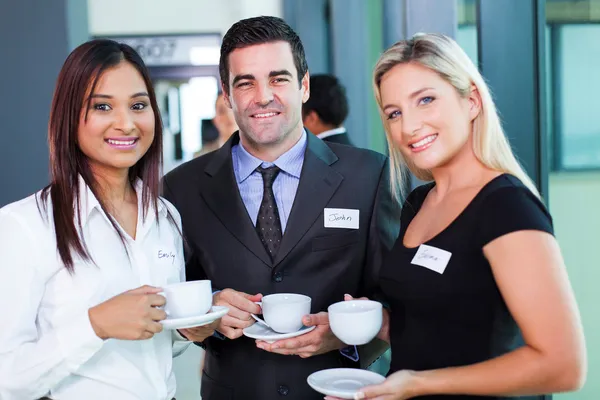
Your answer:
[302,74,353,146]
[196,93,239,157]
[213,92,239,145]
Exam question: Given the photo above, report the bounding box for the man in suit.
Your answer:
[163,16,398,400]
[302,74,354,146]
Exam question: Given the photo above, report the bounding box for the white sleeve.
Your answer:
[0,209,104,400]
[169,207,192,357]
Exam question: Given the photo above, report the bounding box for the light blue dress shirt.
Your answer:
[231,131,306,231]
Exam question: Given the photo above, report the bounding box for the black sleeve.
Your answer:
[161,174,208,282]
[362,158,401,299]
[477,186,554,247]
[357,158,400,369]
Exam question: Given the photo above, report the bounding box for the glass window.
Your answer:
[546,0,600,170]
[456,0,479,65]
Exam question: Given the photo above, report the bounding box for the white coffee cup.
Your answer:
[253,293,311,333]
[160,280,212,319]
[328,300,383,345]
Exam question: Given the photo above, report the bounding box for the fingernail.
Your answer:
[354,392,365,400]
[344,294,352,300]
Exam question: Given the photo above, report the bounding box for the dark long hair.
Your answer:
[39,39,167,272]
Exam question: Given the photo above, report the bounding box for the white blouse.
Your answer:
[0,179,190,400]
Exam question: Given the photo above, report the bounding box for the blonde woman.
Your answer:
[327,33,585,400]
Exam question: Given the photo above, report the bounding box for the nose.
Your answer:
[113,108,135,134]
[254,82,274,106]
[401,109,423,138]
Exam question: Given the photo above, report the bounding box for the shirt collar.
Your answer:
[234,130,307,183]
[316,126,346,140]
[75,175,165,228]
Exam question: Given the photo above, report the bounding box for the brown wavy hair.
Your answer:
[38,39,172,272]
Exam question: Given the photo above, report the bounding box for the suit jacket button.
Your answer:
[277,385,289,396]
[273,272,283,283]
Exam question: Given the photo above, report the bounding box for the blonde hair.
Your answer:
[373,33,539,203]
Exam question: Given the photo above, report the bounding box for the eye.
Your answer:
[93,103,111,111]
[236,81,251,88]
[387,110,401,120]
[131,102,148,111]
[272,77,289,84]
[419,96,434,105]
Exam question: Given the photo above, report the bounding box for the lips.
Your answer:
[409,134,438,151]
[250,111,281,119]
[106,138,137,146]
[104,138,139,149]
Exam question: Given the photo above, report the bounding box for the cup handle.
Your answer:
[251,302,270,328]
[157,292,170,318]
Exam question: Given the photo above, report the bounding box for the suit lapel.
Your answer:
[273,133,343,267]
[201,134,272,267]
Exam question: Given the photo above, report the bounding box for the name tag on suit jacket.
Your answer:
[324,208,359,229]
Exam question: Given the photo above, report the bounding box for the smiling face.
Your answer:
[223,41,309,154]
[77,61,155,176]
[379,62,480,172]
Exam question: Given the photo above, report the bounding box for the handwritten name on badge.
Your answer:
[411,244,452,274]
[158,250,176,264]
[324,208,359,229]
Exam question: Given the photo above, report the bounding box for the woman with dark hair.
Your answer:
[0,39,218,400]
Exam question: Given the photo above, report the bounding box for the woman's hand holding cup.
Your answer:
[89,285,167,341]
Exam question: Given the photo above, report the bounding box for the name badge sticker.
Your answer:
[324,208,360,229]
[411,244,452,274]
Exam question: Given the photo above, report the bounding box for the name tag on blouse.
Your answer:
[411,244,452,274]
[157,249,177,265]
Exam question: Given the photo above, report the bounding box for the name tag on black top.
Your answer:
[411,244,452,274]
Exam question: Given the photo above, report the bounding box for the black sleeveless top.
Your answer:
[379,174,553,400]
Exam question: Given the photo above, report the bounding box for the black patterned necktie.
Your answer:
[256,166,283,260]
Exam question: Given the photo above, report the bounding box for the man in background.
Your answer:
[302,74,353,146]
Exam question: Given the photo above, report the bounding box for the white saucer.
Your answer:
[242,323,316,343]
[307,368,385,399]
[160,306,229,330]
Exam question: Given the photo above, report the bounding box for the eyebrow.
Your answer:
[231,70,294,86]
[269,70,293,78]
[90,92,149,99]
[382,87,435,111]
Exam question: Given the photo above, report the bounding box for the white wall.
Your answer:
[88,0,282,36]
[550,172,600,400]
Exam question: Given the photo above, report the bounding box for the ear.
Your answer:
[303,110,318,126]
[301,71,310,103]
[468,84,482,121]
[221,82,232,109]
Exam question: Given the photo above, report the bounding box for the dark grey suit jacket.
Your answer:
[162,131,399,400]
[321,131,353,146]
